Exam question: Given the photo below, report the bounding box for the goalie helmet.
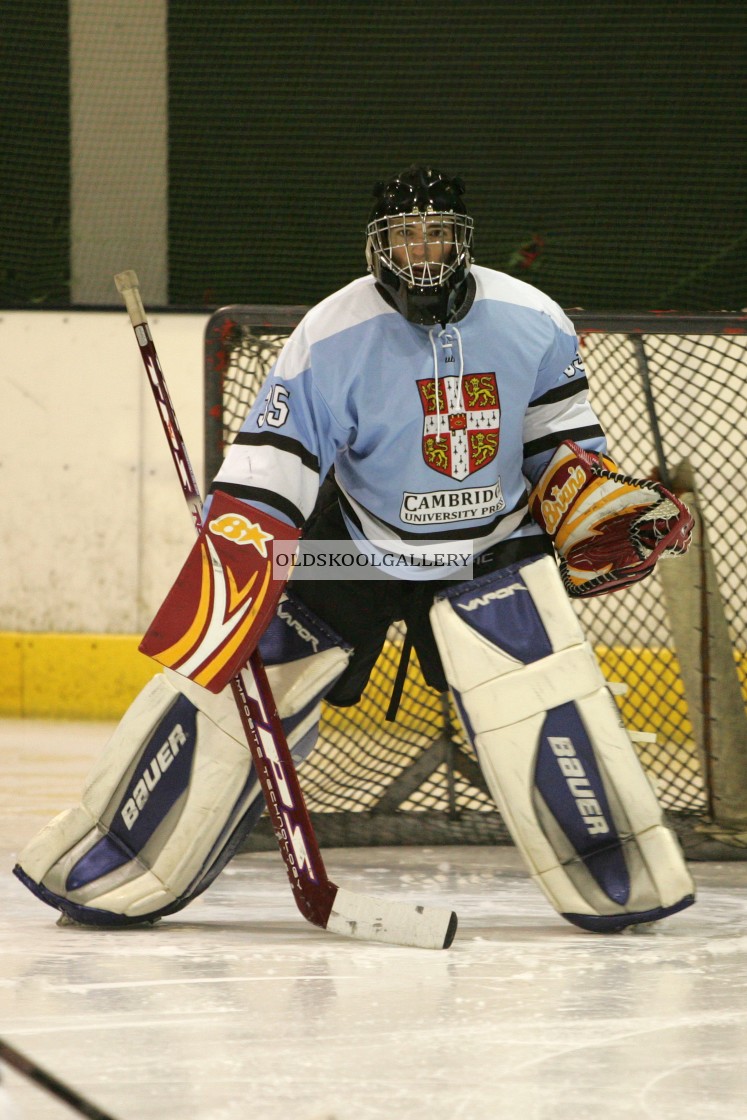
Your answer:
[365,166,474,327]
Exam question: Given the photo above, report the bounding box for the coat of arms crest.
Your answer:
[416,373,500,480]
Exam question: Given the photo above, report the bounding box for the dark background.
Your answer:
[3,0,746,310]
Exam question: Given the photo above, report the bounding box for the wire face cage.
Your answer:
[204,309,747,857]
[365,211,474,289]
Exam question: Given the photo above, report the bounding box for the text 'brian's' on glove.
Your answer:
[529,440,694,598]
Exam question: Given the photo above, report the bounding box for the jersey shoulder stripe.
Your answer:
[529,377,591,407]
[233,430,320,473]
[524,424,605,461]
[208,481,306,529]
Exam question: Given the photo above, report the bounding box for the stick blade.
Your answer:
[326,886,458,949]
[114,269,140,293]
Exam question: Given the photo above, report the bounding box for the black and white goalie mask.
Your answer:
[365,166,474,327]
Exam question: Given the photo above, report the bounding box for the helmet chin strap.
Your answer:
[374,271,473,327]
[410,284,453,328]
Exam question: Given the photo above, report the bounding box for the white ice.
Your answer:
[2,718,747,1120]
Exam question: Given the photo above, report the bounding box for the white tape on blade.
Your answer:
[326,887,456,950]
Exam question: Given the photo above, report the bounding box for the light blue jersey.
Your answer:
[212,265,606,580]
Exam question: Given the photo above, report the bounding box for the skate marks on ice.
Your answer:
[1,721,747,1118]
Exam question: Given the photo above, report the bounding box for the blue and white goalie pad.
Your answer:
[430,555,695,932]
[14,593,350,926]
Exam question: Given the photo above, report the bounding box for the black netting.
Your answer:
[3,3,746,312]
[1,4,69,306]
[572,326,747,818]
[167,1,747,312]
[205,309,747,854]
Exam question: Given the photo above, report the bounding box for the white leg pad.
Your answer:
[16,673,256,921]
[431,555,695,932]
[15,593,352,925]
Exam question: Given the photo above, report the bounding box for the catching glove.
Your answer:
[529,440,693,598]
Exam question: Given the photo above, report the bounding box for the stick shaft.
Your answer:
[114,271,336,928]
[0,1039,119,1120]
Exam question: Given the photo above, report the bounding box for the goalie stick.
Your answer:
[114,270,457,949]
[0,1038,120,1120]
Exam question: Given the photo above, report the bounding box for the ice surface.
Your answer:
[2,719,747,1119]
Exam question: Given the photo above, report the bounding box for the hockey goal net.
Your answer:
[205,309,747,857]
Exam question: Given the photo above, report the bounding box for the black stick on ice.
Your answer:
[0,1038,120,1120]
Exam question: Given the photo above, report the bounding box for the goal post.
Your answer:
[658,460,747,836]
[204,308,747,858]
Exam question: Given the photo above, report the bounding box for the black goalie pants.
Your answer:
[289,495,554,707]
